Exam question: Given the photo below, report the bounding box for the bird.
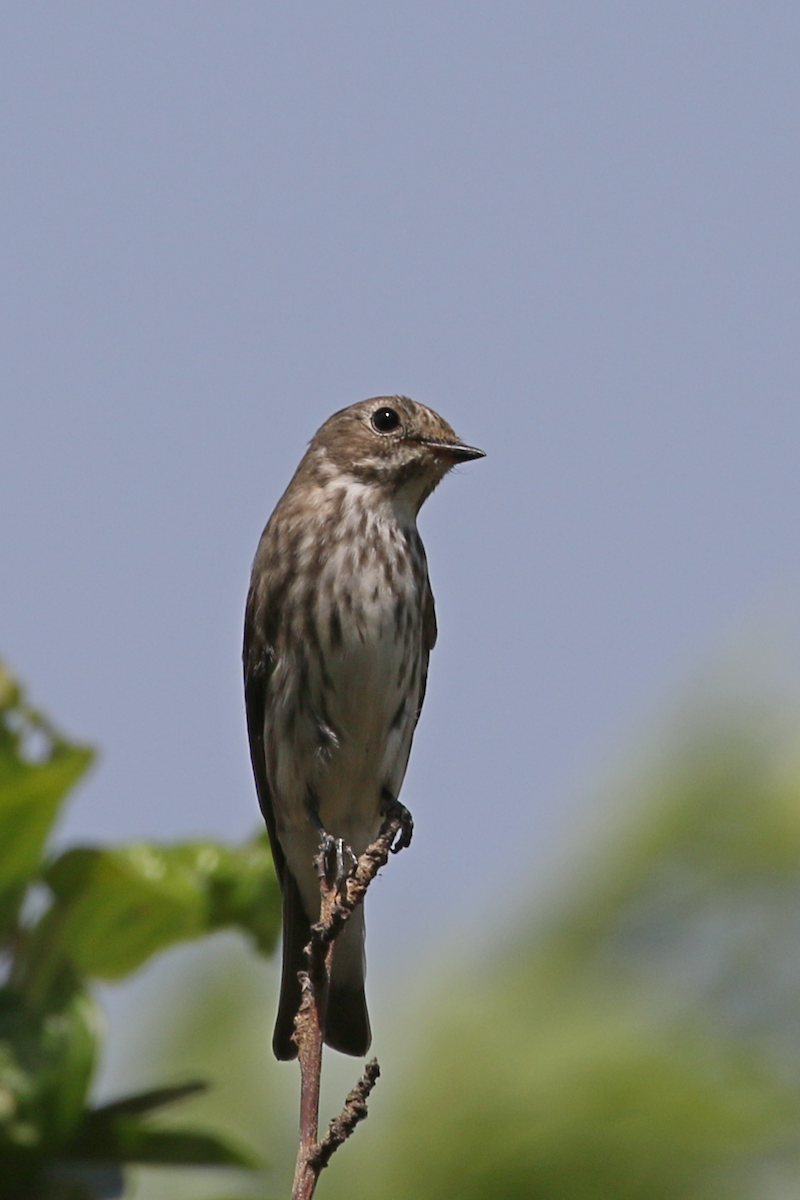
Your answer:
[243,396,484,1059]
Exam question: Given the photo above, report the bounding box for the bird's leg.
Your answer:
[307,794,357,896]
[380,787,414,853]
[330,839,357,897]
[317,834,357,898]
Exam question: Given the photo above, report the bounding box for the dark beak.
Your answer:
[416,437,486,462]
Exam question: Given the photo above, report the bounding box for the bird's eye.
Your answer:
[371,407,401,434]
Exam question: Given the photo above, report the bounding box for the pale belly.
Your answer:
[271,596,421,920]
[316,636,411,835]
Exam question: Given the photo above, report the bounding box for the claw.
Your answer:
[317,834,339,888]
[335,838,357,896]
[316,833,357,895]
[380,789,414,854]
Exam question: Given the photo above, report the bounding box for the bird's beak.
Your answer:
[415,437,486,462]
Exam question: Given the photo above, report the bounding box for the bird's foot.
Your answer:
[318,834,357,897]
[380,790,414,853]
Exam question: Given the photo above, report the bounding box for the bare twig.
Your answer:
[291,855,337,1200]
[290,813,404,1200]
[310,1058,380,1172]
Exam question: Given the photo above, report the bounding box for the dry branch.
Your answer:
[290,812,405,1200]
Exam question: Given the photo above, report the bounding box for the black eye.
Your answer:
[371,407,401,434]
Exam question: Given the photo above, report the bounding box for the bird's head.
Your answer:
[308,396,485,515]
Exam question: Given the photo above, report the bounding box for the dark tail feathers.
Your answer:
[272,873,371,1060]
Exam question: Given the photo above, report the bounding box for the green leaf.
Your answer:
[87,1081,207,1119]
[0,663,93,919]
[69,1115,262,1168]
[0,984,101,1156]
[36,845,207,983]
[23,836,280,991]
[165,836,281,954]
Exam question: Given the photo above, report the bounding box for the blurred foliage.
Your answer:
[333,713,800,1200]
[128,693,800,1200]
[110,937,297,1200]
[8,656,800,1199]
[0,661,281,1199]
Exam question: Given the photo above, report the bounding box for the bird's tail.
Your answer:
[273,874,371,1060]
[273,872,309,1060]
[326,905,371,1056]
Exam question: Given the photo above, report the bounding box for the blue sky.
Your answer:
[3,1,800,990]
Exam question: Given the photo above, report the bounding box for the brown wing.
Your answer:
[414,579,438,727]
[244,559,369,1059]
[242,575,285,885]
